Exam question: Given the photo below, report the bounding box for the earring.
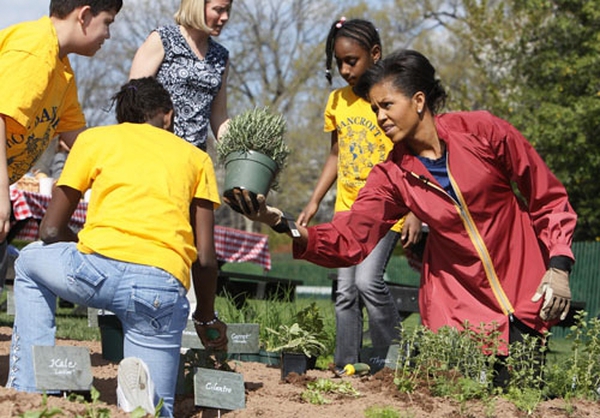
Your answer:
[417,108,423,116]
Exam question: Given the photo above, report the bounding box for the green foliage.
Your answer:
[507,0,600,241]
[300,378,360,405]
[55,311,101,341]
[385,0,600,240]
[216,106,290,174]
[0,290,100,341]
[20,409,62,418]
[266,322,327,357]
[391,312,600,413]
[560,312,600,398]
[295,302,327,342]
[67,387,112,418]
[364,406,405,418]
[215,295,335,356]
[394,321,500,403]
[20,398,62,418]
[505,386,543,415]
[264,300,331,357]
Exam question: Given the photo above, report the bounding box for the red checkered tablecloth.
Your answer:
[10,188,87,240]
[9,188,271,270]
[214,225,271,270]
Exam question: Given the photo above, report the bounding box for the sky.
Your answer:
[0,0,49,29]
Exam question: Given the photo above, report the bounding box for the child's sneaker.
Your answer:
[117,357,155,414]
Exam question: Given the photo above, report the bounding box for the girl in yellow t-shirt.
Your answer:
[297,18,421,372]
[7,78,226,418]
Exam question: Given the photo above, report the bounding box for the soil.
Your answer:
[0,326,597,417]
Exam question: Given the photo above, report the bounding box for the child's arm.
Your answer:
[190,197,227,349]
[58,127,85,150]
[39,185,81,243]
[210,62,230,141]
[297,131,339,226]
[0,117,10,242]
[128,31,165,79]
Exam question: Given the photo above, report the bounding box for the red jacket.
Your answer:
[295,111,577,349]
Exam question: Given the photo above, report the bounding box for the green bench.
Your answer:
[217,270,302,308]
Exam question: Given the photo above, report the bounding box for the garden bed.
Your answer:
[0,326,597,417]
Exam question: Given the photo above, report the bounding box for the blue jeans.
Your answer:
[334,230,401,367]
[7,242,189,417]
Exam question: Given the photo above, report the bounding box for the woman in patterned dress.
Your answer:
[129,0,232,151]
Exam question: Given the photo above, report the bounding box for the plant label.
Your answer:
[360,344,400,373]
[194,368,245,410]
[6,288,14,316]
[181,322,260,353]
[33,346,93,391]
[87,308,99,327]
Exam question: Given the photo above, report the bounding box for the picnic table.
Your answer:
[9,187,271,270]
[8,188,303,304]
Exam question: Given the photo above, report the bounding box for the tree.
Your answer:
[507,0,600,241]
[388,0,600,240]
[214,0,404,229]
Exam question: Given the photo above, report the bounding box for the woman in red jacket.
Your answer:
[227,49,577,386]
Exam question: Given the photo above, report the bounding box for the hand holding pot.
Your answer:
[225,187,304,240]
[224,188,283,226]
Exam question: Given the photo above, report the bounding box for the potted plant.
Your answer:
[295,302,328,369]
[216,107,290,207]
[266,322,328,379]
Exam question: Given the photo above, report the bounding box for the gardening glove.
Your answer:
[531,267,571,322]
[224,187,300,237]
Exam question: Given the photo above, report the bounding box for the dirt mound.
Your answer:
[0,326,597,417]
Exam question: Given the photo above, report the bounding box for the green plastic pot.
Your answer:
[223,151,278,205]
[98,314,124,363]
[258,349,280,366]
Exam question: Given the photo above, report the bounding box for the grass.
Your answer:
[0,289,100,341]
[0,286,576,366]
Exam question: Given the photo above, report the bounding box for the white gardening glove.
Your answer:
[531,267,571,322]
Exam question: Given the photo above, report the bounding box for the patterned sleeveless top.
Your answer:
[155,25,229,151]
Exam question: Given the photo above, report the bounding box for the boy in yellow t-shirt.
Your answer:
[7,77,228,418]
[0,0,123,243]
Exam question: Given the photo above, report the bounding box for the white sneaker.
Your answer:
[117,357,156,414]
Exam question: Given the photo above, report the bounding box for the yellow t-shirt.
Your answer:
[57,123,221,289]
[324,85,403,232]
[0,17,86,183]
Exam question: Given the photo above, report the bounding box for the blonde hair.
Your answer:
[174,0,212,33]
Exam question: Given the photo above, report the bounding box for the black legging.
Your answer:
[493,317,546,388]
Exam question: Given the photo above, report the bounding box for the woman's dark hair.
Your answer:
[325,18,381,85]
[112,77,173,124]
[355,49,447,115]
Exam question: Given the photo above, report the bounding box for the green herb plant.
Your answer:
[391,312,600,414]
[547,311,600,400]
[364,406,417,418]
[266,322,327,358]
[216,106,290,190]
[300,378,360,405]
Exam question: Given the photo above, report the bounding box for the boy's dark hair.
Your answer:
[50,0,123,18]
[113,78,174,124]
[355,49,447,115]
[325,18,381,85]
